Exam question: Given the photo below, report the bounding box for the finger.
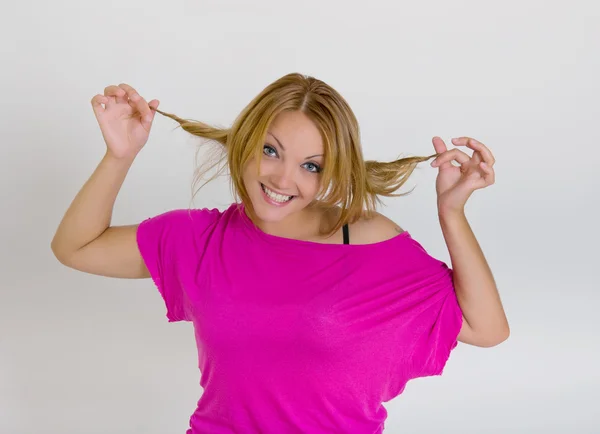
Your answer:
[119,83,152,123]
[147,99,160,121]
[119,83,141,108]
[103,85,126,105]
[469,162,495,190]
[451,137,496,166]
[117,83,137,96]
[480,161,495,184]
[133,94,153,123]
[118,83,144,106]
[91,94,108,117]
[431,148,470,168]
[432,136,448,155]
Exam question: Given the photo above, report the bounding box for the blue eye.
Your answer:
[303,162,321,173]
[263,145,277,157]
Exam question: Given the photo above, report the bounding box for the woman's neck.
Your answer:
[251,202,340,242]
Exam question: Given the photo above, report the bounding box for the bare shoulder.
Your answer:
[348,211,405,245]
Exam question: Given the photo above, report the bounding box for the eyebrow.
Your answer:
[267,132,323,160]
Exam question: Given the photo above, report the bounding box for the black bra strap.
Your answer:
[342,223,349,245]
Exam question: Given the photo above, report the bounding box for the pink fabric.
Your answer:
[136,202,463,433]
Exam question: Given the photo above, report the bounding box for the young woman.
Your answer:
[51,73,509,433]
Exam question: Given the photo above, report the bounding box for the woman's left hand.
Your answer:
[430,136,496,214]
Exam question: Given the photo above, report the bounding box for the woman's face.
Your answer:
[242,110,325,224]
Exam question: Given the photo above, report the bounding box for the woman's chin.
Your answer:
[253,204,294,222]
[250,196,304,222]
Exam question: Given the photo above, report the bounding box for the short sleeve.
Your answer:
[136,208,221,322]
[409,264,464,378]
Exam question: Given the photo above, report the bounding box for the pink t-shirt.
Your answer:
[136,202,463,433]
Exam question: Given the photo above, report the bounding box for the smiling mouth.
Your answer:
[260,183,296,203]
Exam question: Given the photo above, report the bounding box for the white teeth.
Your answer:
[262,184,293,203]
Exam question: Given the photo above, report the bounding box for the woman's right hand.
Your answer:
[91,83,160,160]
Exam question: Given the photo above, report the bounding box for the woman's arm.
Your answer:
[427,135,509,347]
[51,152,149,279]
[438,209,509,347]
[51,83,159,279]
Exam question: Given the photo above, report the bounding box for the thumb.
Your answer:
[147,99,160,122]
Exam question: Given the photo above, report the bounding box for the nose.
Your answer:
[270,162,296,191]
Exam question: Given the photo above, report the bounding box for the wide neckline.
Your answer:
[235,203,412,250]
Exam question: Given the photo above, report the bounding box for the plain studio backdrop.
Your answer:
[1,1,599,433]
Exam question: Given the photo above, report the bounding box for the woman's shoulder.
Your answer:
[348,210,406,245]
[321,204,405,245]
[140,205,226,233]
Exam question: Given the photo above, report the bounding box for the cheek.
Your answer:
[298,174,321,198]
[254,159,282,184]
[241,163,258,196]
[242,158,263,181]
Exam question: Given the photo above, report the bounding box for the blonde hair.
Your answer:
[154,72,438,236]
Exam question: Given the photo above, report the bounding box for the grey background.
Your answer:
[1,0,599,433]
